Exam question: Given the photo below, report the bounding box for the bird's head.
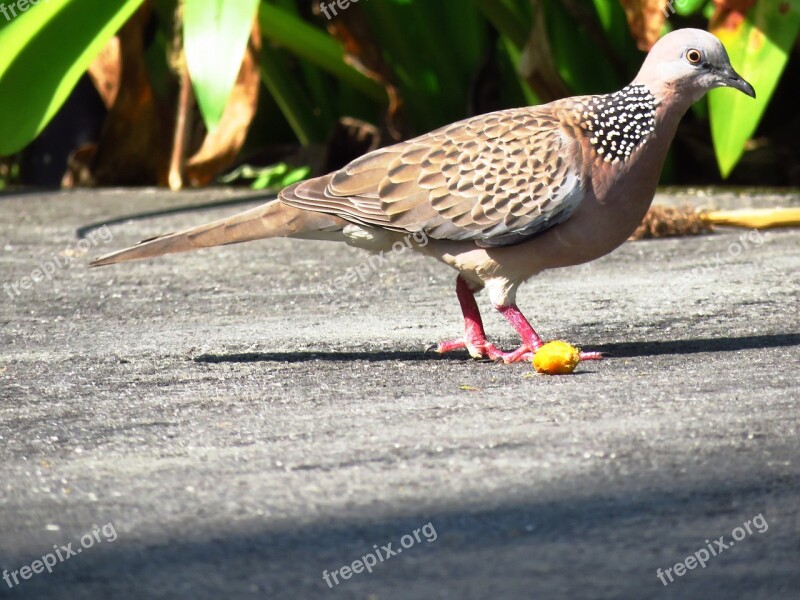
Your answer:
[634,28,755,106]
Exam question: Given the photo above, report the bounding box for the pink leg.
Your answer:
[431,277,603,364]
[492,304,603,363]
[431,276,502,359]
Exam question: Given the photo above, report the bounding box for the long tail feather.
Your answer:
[90,197,345,267]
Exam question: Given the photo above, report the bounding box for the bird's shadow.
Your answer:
[193,333,799,364]
[75,192,276,239]
[195,350,467,364]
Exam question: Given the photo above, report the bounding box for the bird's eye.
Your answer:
[686,49,702,64]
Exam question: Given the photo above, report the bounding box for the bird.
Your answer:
[91,28,755,364]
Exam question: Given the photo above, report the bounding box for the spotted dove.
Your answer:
[92,29,755,363]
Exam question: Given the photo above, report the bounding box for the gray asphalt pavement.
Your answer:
[0,188,798,600]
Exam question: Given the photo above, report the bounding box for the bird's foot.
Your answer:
[485,344,535,364]
[428,338,501,360]
[487,345,604,364]
[428,339,468,354]
[432,279,605,365]
[430,339,604,364]
[429,338,533,363]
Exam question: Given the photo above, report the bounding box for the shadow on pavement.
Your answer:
[194,350,471,364]
[4,475,795,600]
[193,333,799,364]
[75,193,276,239]
[594,333,800,358]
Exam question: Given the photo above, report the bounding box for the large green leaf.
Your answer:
[475,0,530,50]
[366,0,467,129]
[0,0,145,156]
[184,0,260,132]
[259,42,326,144]
[544,0,619,94]
[258,2,384,102]
[710,0,800,177]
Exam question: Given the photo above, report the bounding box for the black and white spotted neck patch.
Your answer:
[577,84,657,164]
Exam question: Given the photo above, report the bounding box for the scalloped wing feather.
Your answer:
[280,105,587,247]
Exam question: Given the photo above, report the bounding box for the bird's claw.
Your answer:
[430,339,536,363]
[430,339,605,365]
[428,339,468,355]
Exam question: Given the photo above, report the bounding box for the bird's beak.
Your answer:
[718,64,756,98]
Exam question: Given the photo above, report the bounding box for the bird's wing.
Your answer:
[280,105,586,247]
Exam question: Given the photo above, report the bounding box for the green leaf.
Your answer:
[544,0,618,94]
[219,162,310,190]
[258,2,385,103]
[499,36,541,106]
[675,0,707,16]
[710,1,800,177]
[592,0,641,75]
[259,42,326,145]
[183,0,260,132]
[361,0,464,130]
[0,0,145,156]
[361,1,439,128]
[474,0,530,51]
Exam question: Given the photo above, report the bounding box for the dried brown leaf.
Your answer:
[630,205,713,240]
[77,2,173,186]
[519,1,572,102]
[324,117,381,172]
[619,0,669,51]
[709,0,757,31]
[184,22,261,187]
[87,37,121,109]
[61,143,97,188]
[318,2,404,141]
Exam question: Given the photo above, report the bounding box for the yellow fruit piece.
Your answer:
[533,340,581,375]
